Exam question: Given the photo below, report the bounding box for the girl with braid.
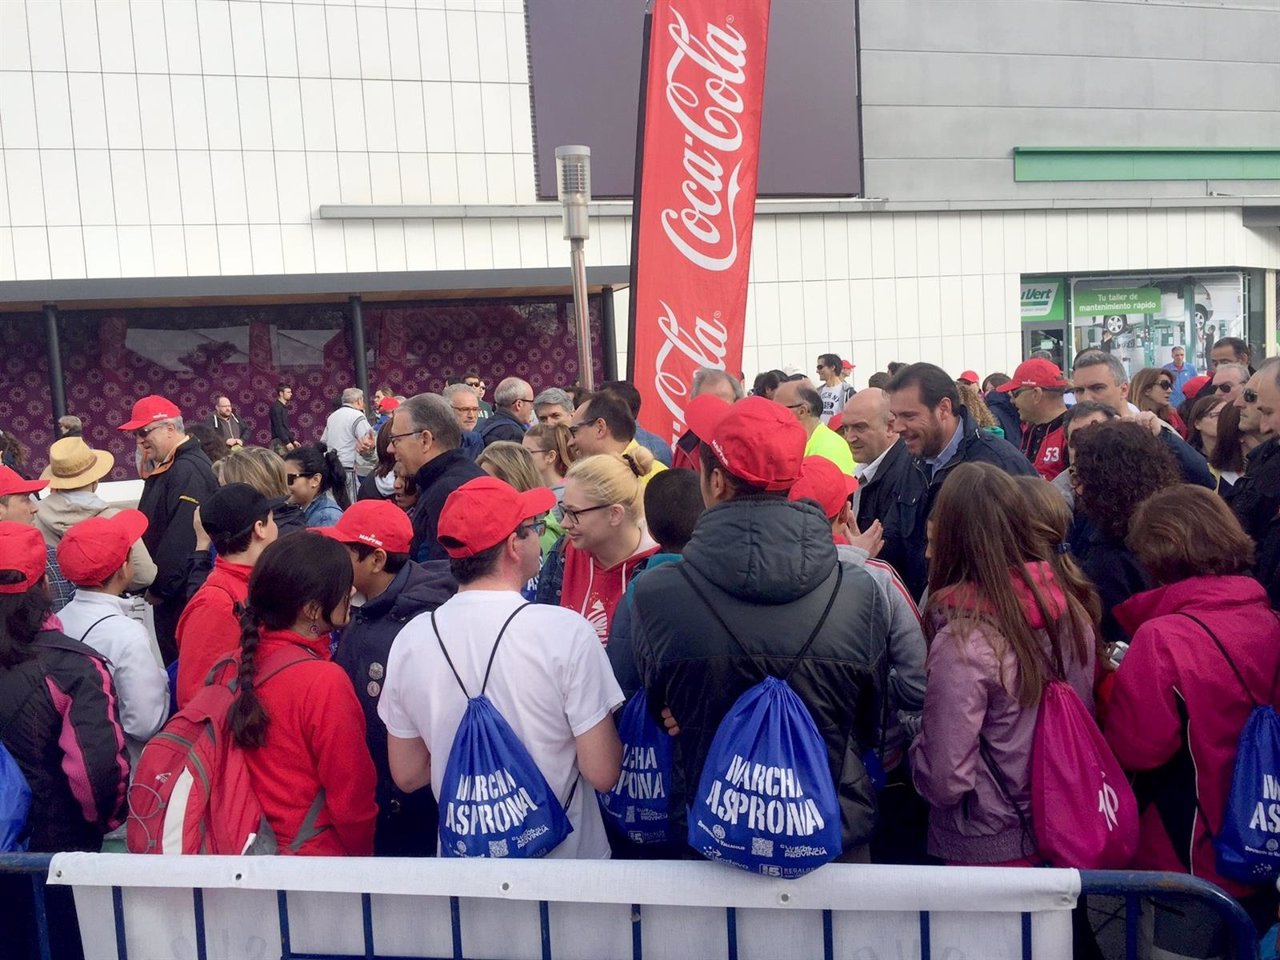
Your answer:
[229,532,377,855]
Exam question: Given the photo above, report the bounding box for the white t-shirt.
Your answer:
[378,589,624,859]
[818,382,854,424]
[322,405,374,468]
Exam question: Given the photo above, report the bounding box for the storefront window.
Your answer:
[0,313,52,478]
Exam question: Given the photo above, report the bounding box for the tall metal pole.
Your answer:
[626,3,656,380]
[348,295,370,407]
[600,286,618,380]
[569,239,593,391]
[44,303,66,423]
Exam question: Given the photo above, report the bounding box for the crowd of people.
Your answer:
[3,338,1280,954]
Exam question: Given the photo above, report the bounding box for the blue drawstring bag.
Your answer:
[432,605,573,859]
[0,743,31,852]
[598,689,674,844]
[1181,613,1280,884]
[681,565,844,879]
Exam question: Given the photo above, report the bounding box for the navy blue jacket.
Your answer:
[335,559,457,856]
[474,408,525,448]
[984,389,1023,445]
[411,451,486,562]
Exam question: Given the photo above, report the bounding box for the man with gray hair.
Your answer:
[474,377,535,448]
[533,387,575,427]
[390,393,485,562]
[323,387,376,503]
[672,367,745,470]
[441,382,485,460]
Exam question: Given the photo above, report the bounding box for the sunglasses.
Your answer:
[1216,382,1237,394]
[286,473,311,484]
[134,423,167,440]
[1155,380,1173,390]
[1243,388,1259,404]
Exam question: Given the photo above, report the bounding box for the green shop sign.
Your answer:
[1073,287,1161,317]
[1020,279,1065,322]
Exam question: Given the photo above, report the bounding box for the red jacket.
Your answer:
[1019,414,1066,481]
[1106,575,1280,897]
[560,538,659,643]
[241,627,377,856]
[175,558,252,708]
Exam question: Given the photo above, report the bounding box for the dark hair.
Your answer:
[229,533,354,749]
[448,526,534,584]
[818,353,842,371]
[276,382,291,396]
[886,362,960,411]
[1186,394,1226,457]
[213,510,271,557]
[1209,401,1247,473]
[188,422,230,463]
[886,362,906,376]
[982,373,1011,392]
[373,420,396,479]
[751,371,781,397]
[285,442,351,509]
[644,469,704,553]
[1063,400,1120,435]
[444,375,465,386]
[866,372,891,390]
[796,385,823,418]
[374,384,393,397]
[349,542,409,576]
[568,384,591,408]
[598,380,643,417]
[1129,486,1255,584]
[1072,421,1180,540]
[0,577,51,668]
[580,392,636,443]
[785,373,808,382]
[1212,336,1251,364]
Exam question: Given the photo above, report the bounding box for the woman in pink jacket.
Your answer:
[909,463,1099,865]
[1106,485,1280,932]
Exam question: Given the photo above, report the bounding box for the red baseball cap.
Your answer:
[827,412,844,432]
[118,395,182,431]
[0,522,48,594]
[958,370,979,385]
[841,360,854,373]
[316,500,413,554]
[377,396,400,413]
[1183,374,1212,398]
[56,509,148,587]
[685,394,806,492]
[788,456,858,520]
[438,477,556,558]
[997,358,1070,393]
[0,466,48,498]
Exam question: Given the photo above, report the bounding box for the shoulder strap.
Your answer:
[676,563,843,682]
[1178,612,1280,709]
[431,602,532,699]
[978,737,1040,862]
[79,615,119,645]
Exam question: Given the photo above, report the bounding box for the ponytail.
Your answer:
[229,604,269,749]
[321,446,351,509]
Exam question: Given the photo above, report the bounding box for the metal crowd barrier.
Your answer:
[1,852,1263,960]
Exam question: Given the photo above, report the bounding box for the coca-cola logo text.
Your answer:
[653,299,729,442]
[659,9,750,273]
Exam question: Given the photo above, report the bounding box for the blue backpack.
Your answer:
[680,565,844,878]
[0,684,36,852]
[1182,613,1280,884]
[431,604,573,859]
[598,688,675,844]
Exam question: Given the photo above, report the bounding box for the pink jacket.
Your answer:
[1106,575,1280,898]
[909,563,1096,863]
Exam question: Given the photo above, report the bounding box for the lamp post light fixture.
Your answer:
[556,145,594,392]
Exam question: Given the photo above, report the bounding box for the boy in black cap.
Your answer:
[174,483,282,707]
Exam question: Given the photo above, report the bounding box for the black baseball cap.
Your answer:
[201,483,286,542]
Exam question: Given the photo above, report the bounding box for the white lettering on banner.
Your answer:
[653,300,729,433]
[658,9,749,272]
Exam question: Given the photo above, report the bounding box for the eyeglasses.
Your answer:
[387,429,425,446]
[513,396,536,405]
[1243,389,1259,404]
[517,519,548,537]
[783,402,808,413]
[1215,382,1236,394]
[524,448,552,455]
[452,406,480,415]
[561,503,612,525]
[567,419,599,436]
[134,423,167,440]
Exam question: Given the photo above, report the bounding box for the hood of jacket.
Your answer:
[682,496,839,604]
[931,561,1067,629]
[1114,574,1270,635]
[358,558,457,624]
[35,490,112,540]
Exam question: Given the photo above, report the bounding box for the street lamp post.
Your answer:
[556,145,594,392]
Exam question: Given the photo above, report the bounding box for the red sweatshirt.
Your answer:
[241,627,377,856]
[175,558,252,708]
[559,536,659,644]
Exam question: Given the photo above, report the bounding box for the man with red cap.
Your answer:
[630,395,889,863]
[998,358,1072,481]
[319,500,457,856]
[117,394,218,663]
[56,511,169,764]
[378,476,623,858]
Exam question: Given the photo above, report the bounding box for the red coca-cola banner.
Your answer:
[629,0,771,445]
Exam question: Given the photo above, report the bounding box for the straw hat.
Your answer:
[41,437,115,489]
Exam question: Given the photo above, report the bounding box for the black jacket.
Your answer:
[182,501,308,601]
[335,559,457,855]
[1080,527,1152,646]
[268,400,295,446]
[473,408,525,448]
[633,497,889,855]
[1230,437,1280,607]
[854,439,928,598]
[411,450,486,562]
[139,438,218,603]
[0,632,129,852]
